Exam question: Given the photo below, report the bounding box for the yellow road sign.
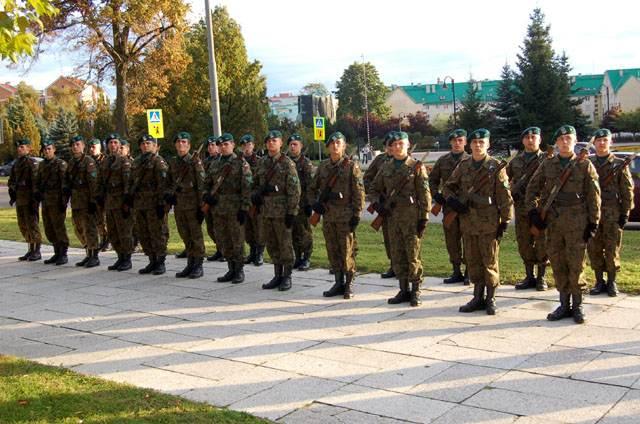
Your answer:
[146,109,164,139]
[313,116,325,141]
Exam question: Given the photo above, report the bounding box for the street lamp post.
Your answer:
[398,113,406,131]
[439,76,457,127]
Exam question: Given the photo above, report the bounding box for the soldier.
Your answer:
[444,129,513,315]
[8,138,42,261]
[100,133,134,271]
[371,131,431,306]
[311,131,365,299]
[203,133,252,283]
[64,135,100,267]
[251,130,301,291]
[89,138,109,251]
[527,125,600,324]
[35,139,69,265]
[287,133,315,271]
[429,129,470,284]
[507,127,550,291]
[363,131,396,279]
[202,136,224,262]
[240,133,264,266]
[127,134,169,275]
[587,128,634,297]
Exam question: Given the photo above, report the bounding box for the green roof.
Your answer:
[571,74,603,97]
[605,68,640,92]
[400,80,500,105]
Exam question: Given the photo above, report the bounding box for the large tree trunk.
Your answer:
[114,63,128,137]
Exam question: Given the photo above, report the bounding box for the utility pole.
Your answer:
[205,0,222,136]
[362,55,371,160]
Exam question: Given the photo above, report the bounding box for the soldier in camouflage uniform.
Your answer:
[89,138,109,251]
[203,133,252,283]
[35,139,69,265]
[587,128,634,297]
[100,133,134,271]
[64,135,100,267]
[202,136,224,262]
[240,134,264,266]
[527,125,601,324]
[311,131,365,299]
[429,129,470,284]
[287,133,315,271]
[252,130,301,291]
[507,127,550,291]
[128,134,169,275]
[444,129,513,315]
[371,131,431,306]
[363,131,395,278]
[8,138,42,261]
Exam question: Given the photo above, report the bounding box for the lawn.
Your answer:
[0,207,639,294]
[0,355,267,424]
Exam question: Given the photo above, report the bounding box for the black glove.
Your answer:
[88,202,97,215]
[417,219,427,237]
[33,191,43,203]
[237,210,247,225]
[9,188,16,206]
[62,187,71,197]
[311,201,325,215]
[164,193,177,206]
[496,221,508,241]
[196,208,204,224]
[262,184,276,194]
[303,204,313,217]
[251,192,263,207]
[583,222,598,242]
[349,216,360,232]
[618,214,629,228]
[446,196,469,214]
[95,194,105,207]
[203,193,217,207]
[433,192,446,205]
[123,193,134,209]
[285,213,294,228]
[155,205,165,219]
[528,209,547,230]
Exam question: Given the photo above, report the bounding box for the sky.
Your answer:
[2,0,639,97]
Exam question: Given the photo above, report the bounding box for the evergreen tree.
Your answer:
[457,79,493,132]
[6,97,41,153]
[336,62,390,120]
[49,110,78,162]
[492,64,521,146]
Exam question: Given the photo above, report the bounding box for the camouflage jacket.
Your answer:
[444,155,514,235]
[167,152,206,211]
[205,152,252,215]
[100,154,132,210]
[310,156,365,222]
[8,156,38,206]
[35,156,67,206]
[428,151,469,212]
[253,152,300,218]
[129,152,168,210]
[243,152,259,170]
[203,154,219,173]
[64,153,98,209]
[363,152,391,199]
[589,154,634,221]
[506,150,547,210]
[287,153,315,208]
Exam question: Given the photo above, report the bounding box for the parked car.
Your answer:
[612,152,640,223]
[0,160,16,176]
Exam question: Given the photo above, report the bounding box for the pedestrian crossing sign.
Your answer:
[146,109,164,139]
[313,116,325,141]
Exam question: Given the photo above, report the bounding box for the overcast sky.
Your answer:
[2,0,639,97]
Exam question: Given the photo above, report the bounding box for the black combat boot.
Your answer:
[44,244,59,264]
[298,252,311,271]
[139,255,156,274]
[99,236,110,252]
[85,249,100,268]
[56,244,68,265]
[76,248,90,267]
[485,284,497,315]
[344,272,355,299]
[278,265,293,291]
[459,282,486,313]
[410,282,422,307]
[262,264,282,289]
[253,246,264,266]
[151,255,166,275]
[293,254,302,270]
[606,271,619,297]
[244,245,256,265]
[547,292,572,321]
[27,243,41,261]
[217,261,235,282]
[443,263,465,284]
[175,249,187,259]
[232,261,245,284]
[108,253,123,271]
[572,292,586,324]
[188,257,204,279]
[515,264,536,290]
[323,271,345,297]
[18,244,32,261]
[207,250,223,262]
[176,257,194,278]
[381,266,396,279]
[116,253,131,271]
[388,280,411,304]
[536,264,548,291]
[589,270,606,295]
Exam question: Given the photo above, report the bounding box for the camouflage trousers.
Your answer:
[175,209,205,258]
[213,212,244,262]
[262,216,294,266]
[72,208,98,249]
[106,208,133,255]
[292,212,313,258]
[547,210,588,294]
[514,208,547,266]
[244,212,262,246]
[96,204,107,242]
[443,211,464,265]
[381,220,393,267]
[42,203,68,247]
[16,204,41,244]
[134,209,168,257]
[388,213,423,283]
[204,211,218,245]
[322,220,356,273]
[587,218,623,274]
[463,232,500,288]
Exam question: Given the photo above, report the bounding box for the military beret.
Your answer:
[174,131,191,142]
[219,133,234,143]
[383,131,397,145]
[469,128,490,140]
[239,134,255,144]
[521,127,541,138]
[206,135,218,145]
[326,131,346,144]
[41,138,55,147]
[106,132,120,142]
[393,131,409,141]
[139,134,157,144]
[71,135,85,144]
[267,130,282,139]
[88,138,101,146]
[288,133,303,143]
[593,128,612,139]
[552,125,576,141]
[448,129,467,140]
[120,139,129,146]
[15,138,31,146]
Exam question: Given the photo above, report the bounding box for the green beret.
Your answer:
[288,133,303,143]
[106,132,120,142]
[41,138,55,147]
[326,131,346,146]
[383,131,396,145]
[139,134,157,144]
[219,133,234,143]
[71,135,85,144]
[393,131,409,141]
[469,128,490,140]
[239,134,255,144]
[521,127,541,138]
[593,128,612,139]
[267,130,282,139]
[120,139,129,146]
[206,135,218,145]
[552,125,576,141]
[448,129,467,140]
[174,131,191,142]
[88,138,101,146]
[15,138,31,146]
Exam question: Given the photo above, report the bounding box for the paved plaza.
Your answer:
[1,240,640,423]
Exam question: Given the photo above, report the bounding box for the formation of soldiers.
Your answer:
[8,124,634,324]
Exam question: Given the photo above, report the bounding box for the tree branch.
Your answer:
[130,23,175,57]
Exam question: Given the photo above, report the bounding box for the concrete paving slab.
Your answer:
[430,404,517,424]
[599,388,640,424]
[556,325,640,355]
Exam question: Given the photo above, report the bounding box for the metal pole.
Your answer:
[362,55,371,158]
[451,78,457,127]
[205,0,222,137]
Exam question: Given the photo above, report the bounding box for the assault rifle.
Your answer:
[309,158,350,226]
[510,145,554,203]
[600,153,637,186]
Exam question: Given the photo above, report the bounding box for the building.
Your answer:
[268,93,299,122]
[41,76,105,109]
[298,94,338,126]
[0,82,18,103]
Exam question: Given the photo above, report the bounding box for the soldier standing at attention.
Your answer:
[429,129,470,285]
[287,133,315,271]
[203,133,252,283]
[128,134,169,275]
[202,136,224,262]
[527,125,600,323]
[89,138,109,251]
[587,128,633,297]
[371,131,431,306]
[444,129,513,315]
[363,131,396,279]
[101,133,134,271]
[36,139,69,265]
[252,130,300,291]
[240,133,264,266]
[311,131,365,299]
[507,127,549,291]
[64,135,100,267]
[9,138,42,261]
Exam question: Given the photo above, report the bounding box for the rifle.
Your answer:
[431,152,467,217]
[165,153,197,214]
[200,162,233,215]
[309,158,350,226]
[600,153,637,186]
[443,160,508,229]
[510,145,554,203]
[248,154,285,218]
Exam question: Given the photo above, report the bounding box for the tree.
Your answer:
[615,109,640,141]
[300,83,329,97]
[601,106,622,133]
[406,112,435,136]
[492,64,521,145]
[48,109,78,161]
[0,0,58,62]
[336,62,390,120]
[457,79,493,132]
[6,96,41,152]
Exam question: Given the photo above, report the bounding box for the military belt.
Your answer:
[468,193,493,208]
[554,191,583,207]
[601,191,619,201]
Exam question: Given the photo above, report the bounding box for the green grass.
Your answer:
[0,355,268,423]
[0,176,8,186]
[1,207,639,294]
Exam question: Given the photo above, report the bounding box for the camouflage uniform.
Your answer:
[92,151,108,249]
[288,151,315,269]
[202,152,222,259]
[243,151,264,265]
[9,152,42,260]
